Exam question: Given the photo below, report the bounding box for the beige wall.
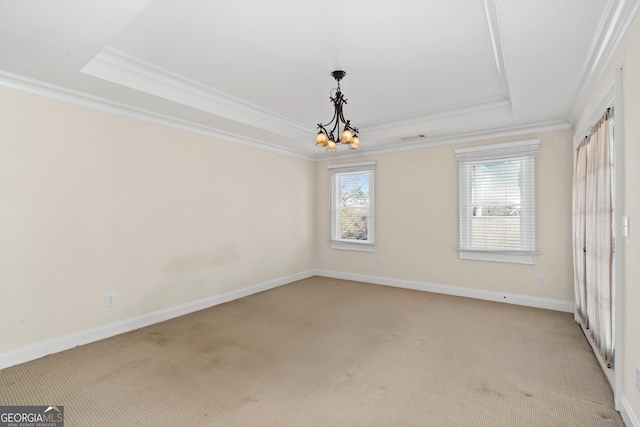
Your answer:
[575,10,640,420]
[3,18,638,417]
[317,129,575,302]
[0,88,317,352]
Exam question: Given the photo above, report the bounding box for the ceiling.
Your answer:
[0,0,638,160]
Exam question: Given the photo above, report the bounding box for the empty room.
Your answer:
[1,1,640,426]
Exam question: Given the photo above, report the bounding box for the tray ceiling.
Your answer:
[0,0,637,159]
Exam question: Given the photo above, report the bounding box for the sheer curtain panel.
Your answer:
[573,110,613,366]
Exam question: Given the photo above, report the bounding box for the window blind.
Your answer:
[456,140,539,258]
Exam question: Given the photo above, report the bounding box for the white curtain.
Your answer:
[572,143,588,323]
[573,110,613,366]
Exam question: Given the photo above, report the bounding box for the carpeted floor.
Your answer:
[0,277,623,426]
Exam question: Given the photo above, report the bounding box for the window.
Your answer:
[328,161,376,252]
[455,140,539,264]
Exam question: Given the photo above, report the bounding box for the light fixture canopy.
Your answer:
[316,70,360,152]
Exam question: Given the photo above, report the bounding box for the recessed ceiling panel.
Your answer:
[107,0,504,128]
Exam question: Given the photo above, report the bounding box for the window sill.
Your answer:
[331,241,376,252]
[458,250,536,265]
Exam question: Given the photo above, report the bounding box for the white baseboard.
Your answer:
[0,269,576,371]
[315,269,573,313]
[621,393,640,427]
[0,270,315,371]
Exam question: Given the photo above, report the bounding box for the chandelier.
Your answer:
[316,70,360,152]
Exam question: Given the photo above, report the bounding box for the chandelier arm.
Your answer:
[337,98,355,140]
[318,112,336,129]
[317,124,329,135]
[330,111,340,141]
[335,93,354,128]
[319,104,340,140]
[337,103,350,127]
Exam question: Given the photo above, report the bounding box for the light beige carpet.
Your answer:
[0,277,623,426]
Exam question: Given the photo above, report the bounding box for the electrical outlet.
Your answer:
[105,293,116,307]
[538,275,546,285]
[636,366,640,392]
[376,260,382,267]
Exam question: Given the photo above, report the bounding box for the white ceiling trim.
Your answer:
[81,47,315,140]
[0,69,570,163]
[566,0,640,125]
[82,2,515,151]
[0,67,575,164]
[362,96,512,137]
[0,70,315,161]
[484,0,511,98]
[573,72,616,147]
[319,120,571,161]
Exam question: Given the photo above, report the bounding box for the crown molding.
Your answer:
[315,120,571,161]
[0,70,572,164]
[89,48,512,145]
[361,96,512,137]
[82,49,516,161]
[484,0,510,98]
[573,72,616,147]
[0,70,315,161]
[81,47,315,140]
[566,0,640,126]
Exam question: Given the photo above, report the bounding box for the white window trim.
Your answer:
[456,139,539,264]
[328,161,376,252]
[458,250,536,265]
[330,241,376,252]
